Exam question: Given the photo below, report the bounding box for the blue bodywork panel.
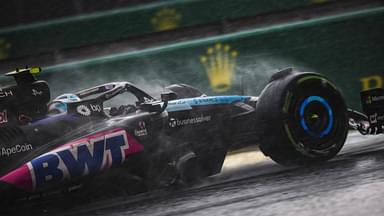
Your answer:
[166,96,250,112]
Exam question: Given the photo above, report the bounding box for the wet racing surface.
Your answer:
[8,132,384,216]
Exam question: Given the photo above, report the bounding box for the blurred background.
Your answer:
[0,0,382,109]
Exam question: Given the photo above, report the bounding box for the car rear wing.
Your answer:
[0,67,50,126]
[5,67,41,85]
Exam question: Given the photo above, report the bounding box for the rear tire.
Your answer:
[256,69,348,166]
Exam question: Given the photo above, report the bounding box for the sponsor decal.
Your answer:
[166,96,249,112]
[193,97,218,105]
[365,96,372,105]
[200,43,238,93]
[32,89,43,96]
[169,114,211,128]
[151,8,182,31]
[372,95,384,103]
[26,129,142,190]
[168,100,187,105]
[169,118,177,128]
[1,143,33,157]
[365,95,384,105]
[166,100,192,112]
[360,75,383,91]
[369,113,384,125]
[369,113,377,124]
[0,129,144,193]
[90,104,102,112]
[0,110,7,123]
[0,88,13,98]
[76,105,91,116]
[134,121,148,137]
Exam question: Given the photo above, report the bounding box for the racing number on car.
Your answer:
[29,130,129,190]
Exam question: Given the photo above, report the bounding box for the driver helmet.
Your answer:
[48,93,81,114]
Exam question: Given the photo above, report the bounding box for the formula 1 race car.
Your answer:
[0,67,382,203]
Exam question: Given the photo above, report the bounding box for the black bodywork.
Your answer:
[0,67,382,203]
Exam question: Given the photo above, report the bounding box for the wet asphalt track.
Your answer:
[9,132,384,216]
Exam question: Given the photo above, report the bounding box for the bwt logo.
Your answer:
[29,130,129,190]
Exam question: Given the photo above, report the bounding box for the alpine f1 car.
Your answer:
[0,67,382,203]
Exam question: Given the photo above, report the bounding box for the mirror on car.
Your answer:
[161,92,178,102]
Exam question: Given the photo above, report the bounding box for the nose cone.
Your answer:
[0,164,33,193]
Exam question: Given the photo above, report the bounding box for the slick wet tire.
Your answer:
[256,69,348,166]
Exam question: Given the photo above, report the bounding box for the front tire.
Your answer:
[256,69,348,166]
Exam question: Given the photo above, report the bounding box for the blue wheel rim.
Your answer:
[299,96,334,138]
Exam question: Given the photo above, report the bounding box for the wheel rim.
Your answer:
[283,76,347,154]
[299,96,334,138]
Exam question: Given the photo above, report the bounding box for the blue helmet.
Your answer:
[48,93,81,114]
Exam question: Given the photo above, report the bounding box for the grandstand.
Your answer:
[0,0,382,110]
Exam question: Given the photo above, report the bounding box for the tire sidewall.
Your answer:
[257,71,348,165]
